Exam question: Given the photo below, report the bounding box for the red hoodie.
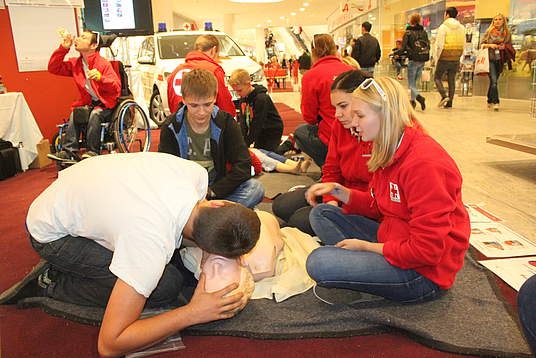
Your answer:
[322,120,372,203]
[167,51,235,116]
[300,56,352,145]
[343,126,470,289]
[48,46,121,109]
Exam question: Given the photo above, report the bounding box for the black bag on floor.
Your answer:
[0,141,19,180]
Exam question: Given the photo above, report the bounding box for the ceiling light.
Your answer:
[290,12,296,16]
[303,2,309,6]
[229,0,284,2]
[280,16,285,19]
[299,7,305,11]
[267,19,272,23]
[256,24,262,27]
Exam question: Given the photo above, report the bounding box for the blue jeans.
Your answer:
[307,204,443,303]
[407,61,424,101]
[223,178,264,208]
[518,274,536,355]
[294,123,328,167]
[30,235,187,308]
[63,107,113,154]
[487,60,502,104]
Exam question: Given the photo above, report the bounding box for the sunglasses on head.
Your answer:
[358,78,387,102]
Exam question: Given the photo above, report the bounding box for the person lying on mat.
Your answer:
[159,68,265,209]
[230,69,284,153]
[0,152,260,357]
[304,77,470,303]
[249,147,311,175]
[272,70,373,235]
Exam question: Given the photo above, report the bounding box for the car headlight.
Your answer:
[250,69,264,82]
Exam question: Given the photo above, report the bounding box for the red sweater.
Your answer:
[300,56,352,145]
[322,120,372,203]
[48,46,121,109]
[343,126,470,289]
[167,51,235,116]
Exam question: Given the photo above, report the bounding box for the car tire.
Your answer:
[149,90,168,127]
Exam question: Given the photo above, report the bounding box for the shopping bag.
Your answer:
[474,49,490,75]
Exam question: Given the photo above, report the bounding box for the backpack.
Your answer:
[409,29,430,62]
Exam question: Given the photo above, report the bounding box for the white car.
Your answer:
[135,30,265,126]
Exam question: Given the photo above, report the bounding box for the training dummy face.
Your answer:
[201,254,254,314]
[241,211,284,281]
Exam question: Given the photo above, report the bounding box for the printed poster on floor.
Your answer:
[465,204,502,223]
[470,222,536,258]
[479,257,536,291]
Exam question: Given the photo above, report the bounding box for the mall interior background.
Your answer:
[149,0,534,101]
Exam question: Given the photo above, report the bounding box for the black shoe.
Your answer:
[0,261,49,305]
[444,100,452,108]
[410,100,416,109]
[416,95,426,110]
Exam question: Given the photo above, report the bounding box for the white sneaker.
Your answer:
[493,104,499,111]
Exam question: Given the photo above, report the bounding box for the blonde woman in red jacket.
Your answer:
[294,34,352,167]
[305,77,470,303]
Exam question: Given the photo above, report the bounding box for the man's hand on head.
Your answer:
[185,273,244,324]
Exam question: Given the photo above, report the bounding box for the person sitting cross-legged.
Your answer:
[159,68,265,209]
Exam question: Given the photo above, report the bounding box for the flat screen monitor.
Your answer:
[83,0,154,37]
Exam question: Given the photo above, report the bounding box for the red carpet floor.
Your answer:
[274,102,303,136]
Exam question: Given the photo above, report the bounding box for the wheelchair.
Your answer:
[52,41,151,167]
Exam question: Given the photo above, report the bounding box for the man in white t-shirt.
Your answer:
[0,152,260,357]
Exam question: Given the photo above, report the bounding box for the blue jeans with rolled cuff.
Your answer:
[307,204,444,303]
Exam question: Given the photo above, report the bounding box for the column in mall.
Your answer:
[151,0,174,31]
[255,27,267,64]
[224,13,236,37]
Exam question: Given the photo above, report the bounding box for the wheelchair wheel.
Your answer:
[113,99,151,153]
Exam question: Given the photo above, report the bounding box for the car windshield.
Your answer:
[157,34,245,59]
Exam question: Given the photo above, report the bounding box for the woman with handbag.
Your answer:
[480,14,512,111]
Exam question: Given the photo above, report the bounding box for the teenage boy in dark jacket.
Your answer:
[229,69,284,152]
[159,69,265,209]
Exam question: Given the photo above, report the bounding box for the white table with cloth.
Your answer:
[0,92,43,170]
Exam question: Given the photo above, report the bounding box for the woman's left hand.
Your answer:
[336,239,384,255]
